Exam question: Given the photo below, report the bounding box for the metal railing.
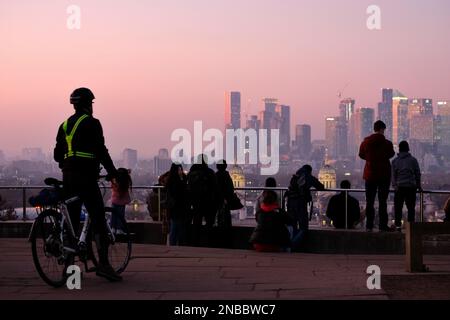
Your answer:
[1,185,449,228]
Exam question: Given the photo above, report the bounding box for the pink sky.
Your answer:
[1,0,450,158]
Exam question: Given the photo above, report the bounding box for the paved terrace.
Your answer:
[1,239,450,300]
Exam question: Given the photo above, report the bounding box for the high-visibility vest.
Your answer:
[63,114,96,160]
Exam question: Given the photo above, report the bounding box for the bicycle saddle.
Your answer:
[44,177,63,187]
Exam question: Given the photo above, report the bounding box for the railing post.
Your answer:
[158,187,161,222]
[420,191,424,222]
[345,190,348,230]
[22,187,27,221]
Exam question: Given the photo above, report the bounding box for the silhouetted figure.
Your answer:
[54,87,121,281]
[326,180,361,229]
[392,141,422,230]
[167,163,189,246]
[255,177,279,213]
[187,155,219,246]
[359,120,395,232]
[250,190,293,252]
[285,165,324,248]
[110,168,132,235]
[215,160,235,248]
[147,172,169,222]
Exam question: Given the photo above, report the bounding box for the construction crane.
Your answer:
[337,82,350,99]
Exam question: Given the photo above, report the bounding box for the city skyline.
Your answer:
[1,1,450,157]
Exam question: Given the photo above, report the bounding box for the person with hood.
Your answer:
[285,164,325,248]
[359,120,395,232]
[187,154,219,246]
[392,141,422,231]
[250,190,294,252]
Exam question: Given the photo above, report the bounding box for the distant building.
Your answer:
[325,117,347,160]
[319,158,337,189]
[392,90,409,146]
[225,91,241,130]
[295,124,312,158]
[339,98,355,123]
[409,115,434,144]
[435,101,450,152]
[378,88,394,141]
[153,148,172,177]
[0,150,5,165]
[122,148,138,170]
[276,104,291,156]
[348,107,375,157]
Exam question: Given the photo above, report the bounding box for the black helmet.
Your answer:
[70,87,95,105]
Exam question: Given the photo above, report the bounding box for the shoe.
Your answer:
[96,263,122,282]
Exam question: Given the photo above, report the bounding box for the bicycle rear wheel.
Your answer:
[89,209,132,274]
[30,209,71,287]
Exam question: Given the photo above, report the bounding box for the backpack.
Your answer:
[188,169,211,197]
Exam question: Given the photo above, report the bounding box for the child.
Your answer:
[111,168,132,235]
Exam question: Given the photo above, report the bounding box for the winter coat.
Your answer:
[359,133,395,182]
[392,152,421,189]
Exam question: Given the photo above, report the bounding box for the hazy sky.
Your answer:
[1,0,450,158]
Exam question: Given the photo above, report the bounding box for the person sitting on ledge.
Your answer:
[326,180,362,229]
[250,190,294,252]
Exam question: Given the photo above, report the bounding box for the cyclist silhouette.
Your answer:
[54,87,121,281]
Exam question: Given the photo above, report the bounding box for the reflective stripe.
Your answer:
[63,114,95,159]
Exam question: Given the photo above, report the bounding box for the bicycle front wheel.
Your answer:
[89,209,132,274]
[30,209,70,288]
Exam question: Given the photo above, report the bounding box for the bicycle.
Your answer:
[29,177,132,287]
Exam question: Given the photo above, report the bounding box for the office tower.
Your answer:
[295,124,312,158]
[349,108,375,156]
[225,92,241,130]
[339,98,355,122]
[378,88,393,141]
[392,90,409,146]
[409,115,434,144]
[325,117,347,160]
[21,148,45,161]
[276,104,291,156]
[435,101,450,151]
[408,98,433,117]
[122,148,138,169]
[0,150,5,165]
[153,148,172,177]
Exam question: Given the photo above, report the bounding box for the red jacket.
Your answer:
[359,133,395,182]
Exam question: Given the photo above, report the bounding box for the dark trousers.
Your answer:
[290,198,309,247]
[63,171,109,264]
[394,187,417,227]
[365,180,390,229]
[191,201,216,246]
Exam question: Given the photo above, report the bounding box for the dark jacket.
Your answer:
[187,164,219,208]
[167,175,189,220]
[286,168,325,203]
[250,203,293,247]
[359,133,395,182]
[54,112,116,176]
[392,152,421,189]
[216,170,235,205]
[326,192,361,229]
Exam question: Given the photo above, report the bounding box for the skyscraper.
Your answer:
[349,108,375,157]
[435,101,450,152]
[153,148,171,177]
[325,117,347,160]
[225,92,241,130]
[378,88,393,141]
[392,90,409,146]
[295,124,312,158]
[122,148,138,169]
[0,150,5,165]
[276,104,291,156]
[339,98,355,122]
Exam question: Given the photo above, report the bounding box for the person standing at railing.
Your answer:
[392,141,422,231]
[326,180,361,229]
[359,120,395,232]
[285,165,324,249]
[187,154,220,247]
[215,160,235,248]
[255,177,279,213]
[166,163,189,246]
[110,168,132,235]
[53,87,121,282]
